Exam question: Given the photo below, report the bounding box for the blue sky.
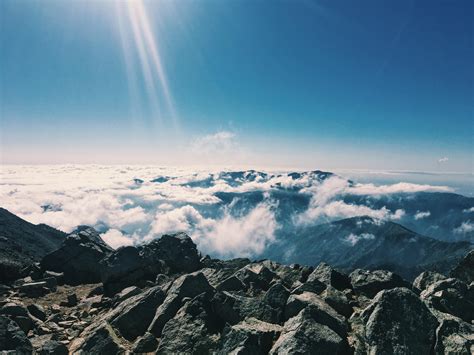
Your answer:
[1,0,472,171]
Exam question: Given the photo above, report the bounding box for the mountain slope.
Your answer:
[265,216,472,280]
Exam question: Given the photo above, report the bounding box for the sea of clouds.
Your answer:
[0,165,462,257]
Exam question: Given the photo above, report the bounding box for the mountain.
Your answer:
[265,216,472,280]
[0,208,66,280]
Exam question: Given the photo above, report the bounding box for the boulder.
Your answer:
[18,281,51,298]
[219,318,282,354]
[32,336,68,355]
[0,315,33,353]
[270,308,350,354]
[41,226,112,285]
[264,282,290,310]
[433,313,474,354]
[148,272,214,337]
[321,286,353,318]
[0,302,29,318]
[107,285,166,341]
[69,322,125,354]
[284,292,347,338]
[413,271,447,292]
[113,286,142,306]
[27,304,46,322]
[221,292,280,324]
[356,287,438,355]
[308,263,351,291]
[132,332,159,353]
[420,278,474,322]
[450,250,474,284]
[349,269,409,298]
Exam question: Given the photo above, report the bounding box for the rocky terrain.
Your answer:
[1,224,473,354]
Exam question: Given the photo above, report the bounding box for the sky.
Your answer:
[0,0,473,172]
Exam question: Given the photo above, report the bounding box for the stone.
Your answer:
[413,271,447,291]
[148,272,214,337]
[284,292,347,338]
[308,262,351,291]
[216,275,246,292]
[349,269,409,298]
[0,302,29,317]
[219,317,282,354]
[69,322,125,354]
[27,304,46,321]
[0,315,33,353]
[270,308,350,354]
[18,281,50,297]
[107,285,165,341]
[420,278,474,322]
[450,250,474,284]
[321,286,353,318]
[32,336,68,355]
[356,287,438,355]
[132,332,158,353]
[113,286,142,305]
[433,313,474,354]
[41,226,112,285]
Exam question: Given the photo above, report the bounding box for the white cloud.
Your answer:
[454,221,474,234]
[438,157,449,163]
[414,211,431,220]
[345,233,375,246]
[101,229,135,249]
[348,182,452,195]
[191,131,237,155]
[463,207,474,213]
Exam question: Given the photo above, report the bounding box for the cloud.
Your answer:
[345,233,375,246]
[348,182,452,195]
[438,157,449,163]
[454,221,474,234]
[101,229,135,249]
[414,211,431,220]
[191,131,237,155]
[463,207,474,213]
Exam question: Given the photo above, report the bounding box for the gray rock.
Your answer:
[69,322,125,354]
[107,285,165,341]
[34,337,68,355]
[433,313,474,354]
[420,278,474,322]
[41,226,112,285]
[308,262,351,291]
[349,269,409,298]
[0,315,33,353]
[0,303,29,318]
[450,250,474,284]
[148,272,214,337]
[216,275,246,292]
[413,271,447,291]
[132,332,158,353]
[284,292,347,338]
[219,318,282,354]
[18,281,50,297]
[113,286,142,305]
[27,304,46,321]
[321,286,353,318]
[356,287,438,355]
[264,282,290,310]
[270,308,350,354]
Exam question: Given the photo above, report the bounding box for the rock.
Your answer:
[113,286,142,305]
[234,264,276,291]
[87,285,103,297]
[132,332,158,353]
[27,304,46,322]
[216,275,246,292]
[0,315,33,353]
[222,292,279,324]
[264,283,290,310]
[148,272,214,337]
[450,250,474,284]
[308,262,351,291]
[270,308,350,354]
[219,317,282,354]
[12,316,33,334]
[0,302,29,317]
[21,263,43,280]
[69,322,125,354]
[349,269,409,298]
[284,292,347,338]
[420,278,474,322]
[210,292,241,326]
[291,278,327,295]
[321,286,353,318]
[32,336,68,355]
[18,281,50,297]
[107,285,165,341]
[41,226,112,285]
[355,287,438,355]
[43,270,64,285]
[433,313,474,354]
[60,292,78,307]
[413,271,447,292]
[156,293,222,354]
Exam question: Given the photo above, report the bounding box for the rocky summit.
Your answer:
[0,225,473,354]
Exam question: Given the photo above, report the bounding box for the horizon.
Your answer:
[1,0,473,172]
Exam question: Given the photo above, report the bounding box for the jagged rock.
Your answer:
[355,287,438,355]
[260,260,306,289]
[210,292,241,326]
[148,272,214,337]
[60,292,78,307]
[100,233,201,296]
[233,264,276,292]
[222,292,280,324]
[132,332,159,353]
[21,263,43,280]
[264,282,290,310]
[0,302,29,318]
[349,269,409,298]
[413,271,447,292]
[113,286,142,306]
[18,281,51,297]
[321,286,353,318]
[41,226,112,285]
[0,315,33,353]
[433,313,474,354]
[157,293,222,354]
[420,278,474,322]
[43,270,64,285]
[308,262,351,291]
[107,285,166,341]
[291,277,327,295]
[216,275,246,292]
[31,335,68,355]
[219,317,282,354]
[450,250,474,284]
[284,292,347,338]
[69,322,125,354]
[27,304,46,321]
[270,308,350,354]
